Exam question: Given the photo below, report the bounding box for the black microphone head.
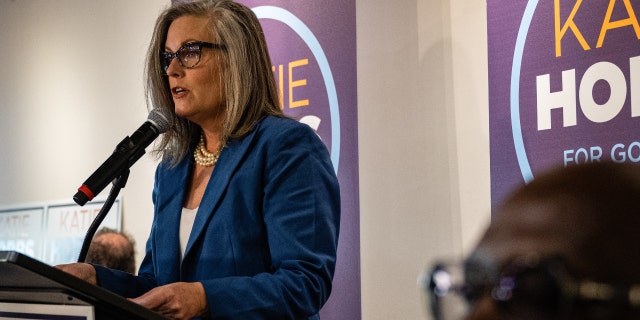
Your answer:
[147,108,170,133]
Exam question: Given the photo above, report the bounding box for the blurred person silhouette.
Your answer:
[426,161,640,319]
[85,227,136,274]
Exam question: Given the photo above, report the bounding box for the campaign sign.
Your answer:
[0,198,121,266]
[238,1,360,318]
[46,200,120,265]
[488,0,640,210]
[0,207,45,259]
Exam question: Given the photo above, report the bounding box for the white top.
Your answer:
[179,207,198,259]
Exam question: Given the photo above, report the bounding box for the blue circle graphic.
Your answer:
[252,6,341,174]
[511,0,539,183]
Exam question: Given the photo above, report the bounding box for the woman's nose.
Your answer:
[165,57,182,77]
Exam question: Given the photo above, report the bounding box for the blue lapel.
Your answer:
[181,123,261,265]
[154,156,190,284]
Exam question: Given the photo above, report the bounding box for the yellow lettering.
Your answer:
[288,59,309,109]
[596,0,640,48]
[555,0,590,57]
[273,65,284,109]
[279,65,284,109]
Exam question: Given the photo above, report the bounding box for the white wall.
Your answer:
[0,0,170,268]
[357,0,489,319]
[0,1,490,319]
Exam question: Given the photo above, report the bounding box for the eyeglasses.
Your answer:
[160,41,226,74]
[422,254,640,320]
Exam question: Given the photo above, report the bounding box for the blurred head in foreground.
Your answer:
[428,162,640,319]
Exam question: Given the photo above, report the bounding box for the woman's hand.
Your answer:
[130,282,208,320]
[54,263,97,286]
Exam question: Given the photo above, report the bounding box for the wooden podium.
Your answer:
[0,251,167,319]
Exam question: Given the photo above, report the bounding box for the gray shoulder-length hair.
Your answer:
[146,0,283,167]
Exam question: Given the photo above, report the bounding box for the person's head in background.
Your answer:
[429,161,640,319]
[86,227,136,274]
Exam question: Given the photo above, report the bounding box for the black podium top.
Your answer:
[0,251,167,320]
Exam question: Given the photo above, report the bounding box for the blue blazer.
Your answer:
[94,116,341,319]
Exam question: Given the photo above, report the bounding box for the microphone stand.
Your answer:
[77,169,129,263]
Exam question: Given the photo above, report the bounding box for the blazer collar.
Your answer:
[181,122,262,261]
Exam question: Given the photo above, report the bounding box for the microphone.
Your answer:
[73,109,170,206]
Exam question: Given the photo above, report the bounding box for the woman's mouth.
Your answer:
[172,87,187,97]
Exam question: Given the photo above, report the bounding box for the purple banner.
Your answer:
[488,0,640,210]
[238,1,360,318]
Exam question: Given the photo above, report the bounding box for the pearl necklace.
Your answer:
[193,133,222,167]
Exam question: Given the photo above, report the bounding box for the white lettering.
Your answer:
[563,146,602,166]
[632,56,640,117]
[629,141,640,162]
[0,239,35,257]
[579,61,626,123]
[611,143,627,162]
[537,69,578,130]
[537,56,640,130]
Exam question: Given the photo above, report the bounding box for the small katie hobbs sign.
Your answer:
[0,198,121,265]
